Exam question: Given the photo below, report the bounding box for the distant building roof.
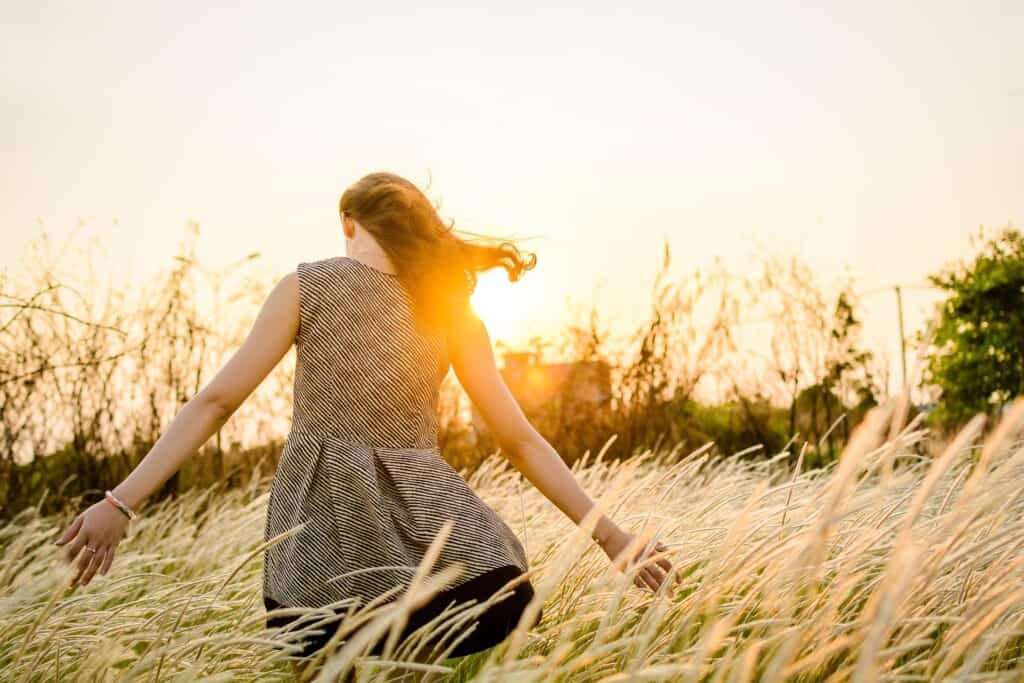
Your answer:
[470,351,612,436]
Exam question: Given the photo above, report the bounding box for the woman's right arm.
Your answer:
[447,301,674,592]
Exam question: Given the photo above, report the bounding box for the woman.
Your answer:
[54,172,675,667]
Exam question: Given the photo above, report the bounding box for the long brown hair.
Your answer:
[339,171,536,336]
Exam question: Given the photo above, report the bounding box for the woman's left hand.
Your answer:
[600,527,679,593]
[54,500,129,587]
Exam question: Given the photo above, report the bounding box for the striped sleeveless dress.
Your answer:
[262,255,529,617]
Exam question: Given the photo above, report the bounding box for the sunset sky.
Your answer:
[3,1,1021,390]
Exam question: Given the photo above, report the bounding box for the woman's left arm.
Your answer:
[55,271,299,586]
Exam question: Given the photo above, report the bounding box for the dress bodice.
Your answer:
[290,256,449,449]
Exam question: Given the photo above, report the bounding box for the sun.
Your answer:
[469,269,531,346]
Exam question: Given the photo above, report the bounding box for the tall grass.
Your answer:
[2,396,1023,681]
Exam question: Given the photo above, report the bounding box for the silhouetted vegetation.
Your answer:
[2,226,893,518]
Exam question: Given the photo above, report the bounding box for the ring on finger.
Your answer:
[85,545,98,553]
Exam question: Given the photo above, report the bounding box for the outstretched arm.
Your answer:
[110,272,299,510]
[55,271,300,586]
[447,299,675,592]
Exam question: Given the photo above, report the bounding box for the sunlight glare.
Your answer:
[469,269,531,346]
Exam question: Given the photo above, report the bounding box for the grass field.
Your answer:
[3,397,1024,682]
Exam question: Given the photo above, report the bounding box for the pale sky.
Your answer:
[3,1,1021,388]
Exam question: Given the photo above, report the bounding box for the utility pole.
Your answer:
[894,285,907,389]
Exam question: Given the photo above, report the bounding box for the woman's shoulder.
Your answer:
[295,256,360,283]
[290,257,359,336]
[297,255,348,272]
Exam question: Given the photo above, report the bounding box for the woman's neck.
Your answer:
[345,236,397,275]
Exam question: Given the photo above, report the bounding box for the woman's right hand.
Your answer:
[599,527,677,593]
[54,500,129,587]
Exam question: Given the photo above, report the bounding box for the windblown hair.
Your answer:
[338,171,536,336]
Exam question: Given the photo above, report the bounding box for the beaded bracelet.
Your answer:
[104,490,139,521]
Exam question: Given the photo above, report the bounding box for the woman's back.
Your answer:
[263,255,528,611]
[290,256,448,449]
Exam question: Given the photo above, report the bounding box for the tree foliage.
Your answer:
[925,226,1024,426]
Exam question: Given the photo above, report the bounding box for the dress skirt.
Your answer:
[264,564,541,659]
[263,432,531,611]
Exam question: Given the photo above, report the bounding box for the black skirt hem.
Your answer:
[264,564,541,659]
